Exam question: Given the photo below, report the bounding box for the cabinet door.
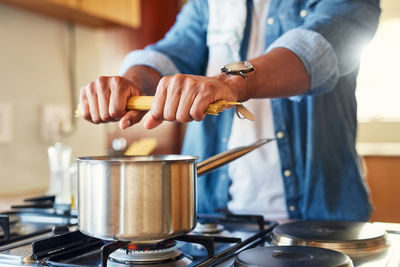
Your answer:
[0,0,140,28]
[364,156,400,223]
[80,0,140,28]
[47,0,78,9]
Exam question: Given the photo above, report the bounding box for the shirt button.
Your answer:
[300,9,308,18]
[284,170,291,177]
[289,205,296,212]
[267,17,274,25]
[221,137,228,143]
[221,174,227,180]
[276,131,285,139]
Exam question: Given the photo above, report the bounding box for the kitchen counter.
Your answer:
[357,142,400,156]
[0,191,45,212]
[0,196,23,211]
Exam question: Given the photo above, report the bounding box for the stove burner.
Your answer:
[233,246,353,267]
[193,223,224,234]
[126,240,177,252]
[272,221,389,260]
[108,240,191,266]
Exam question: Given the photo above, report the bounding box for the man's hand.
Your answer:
[144,48,310,130]
[79,76,145,129]
[144,73,247,129]
[79,48,309,130]
[79,65,161,130]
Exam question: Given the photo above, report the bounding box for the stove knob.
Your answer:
[51,225,70,235]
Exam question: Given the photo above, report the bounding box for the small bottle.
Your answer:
[47,142,72,205]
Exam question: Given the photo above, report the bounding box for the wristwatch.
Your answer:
[221,61,257,99]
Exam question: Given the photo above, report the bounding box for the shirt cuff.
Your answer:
[119,49,180,76]
[267,28,339,97]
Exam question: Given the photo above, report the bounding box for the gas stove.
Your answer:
[1,197,400,267]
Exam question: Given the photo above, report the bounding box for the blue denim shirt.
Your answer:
[120,0,380,221]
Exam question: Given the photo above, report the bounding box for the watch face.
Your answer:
[223,61,254,74]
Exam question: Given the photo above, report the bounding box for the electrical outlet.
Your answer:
[41,104,71,142]
[0,103,13,144]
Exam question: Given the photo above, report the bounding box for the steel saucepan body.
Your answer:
[78,155,197,242]
[77,139,272,242]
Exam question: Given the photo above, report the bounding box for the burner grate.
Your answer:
[0,215,10,241]
[33,230,106,265]
[197,213,266,231]
[27,213,276,267]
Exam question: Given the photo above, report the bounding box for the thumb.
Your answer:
[144,115,163,129]
[119,110,146,130]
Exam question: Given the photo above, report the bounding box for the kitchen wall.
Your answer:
[356,0,400,151]
[355,0,400,222]
[0,3,110,196]
[0,0,181,197]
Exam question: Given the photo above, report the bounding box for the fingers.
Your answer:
[79,88,91,121]
[109,76,133,121]
[79,76,143,128]
[148,74,196,125]
[150,76,169,122]
[163,77,182,121]
[80,77,109,123]
[144,115,163,129]
[96,77,112,121]
[190,82,213,121]
[176,83,198,122]
[85,81,101,123]
[145,74,216,129]
[120,110,146,130]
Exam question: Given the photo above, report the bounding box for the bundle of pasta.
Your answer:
[125,96,241,115]
[75,96,254,120]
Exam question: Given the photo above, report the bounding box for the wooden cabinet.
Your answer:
[79,0,140,28]
[48,0,78,9]
[0,0,140,28]
[363,156,400,223]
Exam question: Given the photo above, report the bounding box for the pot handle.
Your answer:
[196,138,274,176]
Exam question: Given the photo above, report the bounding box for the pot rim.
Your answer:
[77,154,199,163]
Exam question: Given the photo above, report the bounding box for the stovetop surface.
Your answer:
[1,206,400,267]
[272,220,386,241]
[0,208,276,267]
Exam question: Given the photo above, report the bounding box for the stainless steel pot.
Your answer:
[77,139,272,242]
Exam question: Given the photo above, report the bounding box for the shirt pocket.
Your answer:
[277,0,312,32]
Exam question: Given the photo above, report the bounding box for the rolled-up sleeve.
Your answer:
[119,50,180,76]
[269,0,380,96]
[268,28,338,95]
[119,0,209,77]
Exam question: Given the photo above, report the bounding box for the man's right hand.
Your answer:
[79,66,162,130]
[79,75,145,129]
